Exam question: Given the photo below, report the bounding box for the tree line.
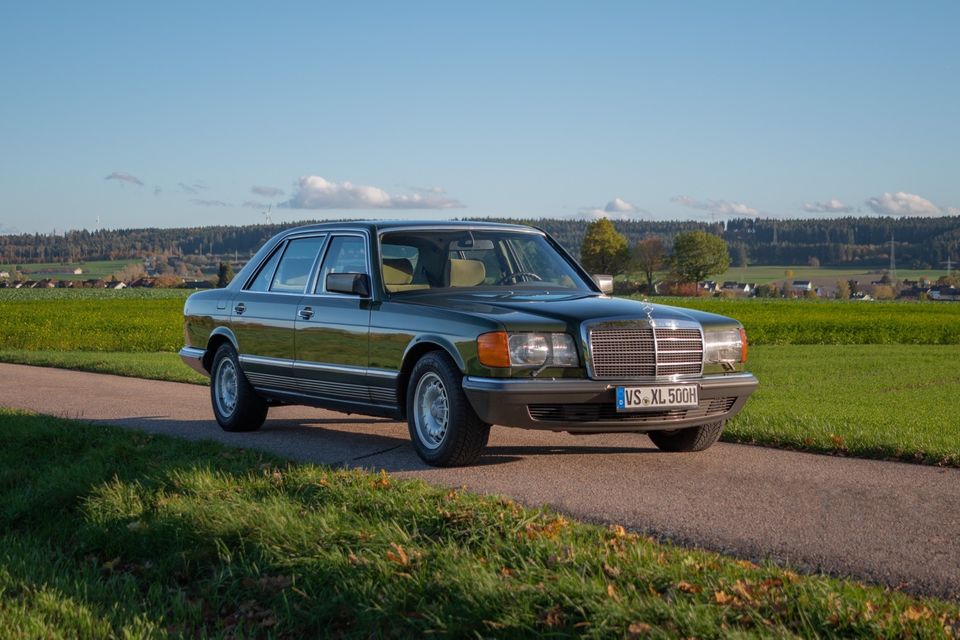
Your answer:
[1,215,958,269]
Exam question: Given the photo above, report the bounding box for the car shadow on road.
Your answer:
[84,414,662,472]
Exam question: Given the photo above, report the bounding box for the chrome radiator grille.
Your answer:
[587,322,703,378]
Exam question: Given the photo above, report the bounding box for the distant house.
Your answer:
[719,281,754,296]
[110,281,127,290]
[700,281,720,293]
[0,271,9,279]
[72,267,84,275]
[129,277,156,288]
[792,280,813,291]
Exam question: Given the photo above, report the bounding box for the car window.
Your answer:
[378,230,590,293]
[245,244,285,292]
[318,236,368,293]
[270,236,326,293]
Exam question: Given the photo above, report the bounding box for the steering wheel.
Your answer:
[496,271,543,285]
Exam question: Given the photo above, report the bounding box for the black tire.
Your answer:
[648,421,724,452]
[210,343,268,432]
[406,351,490,466]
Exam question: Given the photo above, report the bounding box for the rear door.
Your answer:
[231,235,327,393]
[294,234,376,406]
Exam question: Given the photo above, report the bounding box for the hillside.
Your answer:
[1,215,958,269]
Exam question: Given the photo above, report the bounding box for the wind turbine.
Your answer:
[262,205,273,225]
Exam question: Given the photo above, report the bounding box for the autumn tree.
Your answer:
[633,236,666,292]
[835,280,851,300]
[579,218,630,275]
[216,261,234,288]
[670,230,730,286]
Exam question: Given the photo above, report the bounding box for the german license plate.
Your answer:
[616,385,699,411]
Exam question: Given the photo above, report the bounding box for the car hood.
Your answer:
[399,290,739,330]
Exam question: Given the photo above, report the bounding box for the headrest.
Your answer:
[382,257,414,285]
[447,258,486,287]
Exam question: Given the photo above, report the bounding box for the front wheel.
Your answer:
[648,421,724,452]
[406,352,490,466]
[210,343,268,432]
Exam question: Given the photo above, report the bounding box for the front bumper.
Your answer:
[461,373,758,433]
[179,346,209,377]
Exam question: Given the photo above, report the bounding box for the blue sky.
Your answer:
[1,1,958,233]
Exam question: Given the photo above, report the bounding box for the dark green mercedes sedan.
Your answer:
[180,221,757,466]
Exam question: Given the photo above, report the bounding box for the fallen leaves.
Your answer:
[372,470,390,490]
[677,580,702,594]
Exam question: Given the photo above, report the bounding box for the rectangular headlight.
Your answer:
[703,328,746,364]
[506,333,579,367]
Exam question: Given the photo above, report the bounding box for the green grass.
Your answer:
[728,345,960,466]
[0,259,141,281]
[0,351,207,385]
[0,289,188,352]
[1,410,957,638]
[641,297,960,345]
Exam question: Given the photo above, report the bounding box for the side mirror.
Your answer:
[326,273,371,297]
[592,274,614,294]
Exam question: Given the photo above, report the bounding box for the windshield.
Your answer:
[379,229,592,294]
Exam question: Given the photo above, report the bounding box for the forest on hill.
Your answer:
[1,215,958,269]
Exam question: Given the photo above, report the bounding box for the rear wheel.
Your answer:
[406,352,490,466]
[210,343,268,432]
[648,421,724,452]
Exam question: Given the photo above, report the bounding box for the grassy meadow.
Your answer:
[2,410,957,637]
[0,259,140,281]
[1,288,958,465]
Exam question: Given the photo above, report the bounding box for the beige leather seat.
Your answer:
[446,258,486,287]
[382,257,429,292]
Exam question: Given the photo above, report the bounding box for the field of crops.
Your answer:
[0,289,189,352]
[2,290,959,353]
[643,297,960,345]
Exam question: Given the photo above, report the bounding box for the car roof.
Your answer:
[279,219,541,235]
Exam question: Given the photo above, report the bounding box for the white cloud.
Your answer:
[251,185,284,197]
[282,175,464,210]
[242,200,270,209]
[574,197,647,220]
[604,197,638,213]
[803,199,853,214]
[104,171,143,187]
[671,195,759,217]
[865,191,944,217]
[191,199,229,207]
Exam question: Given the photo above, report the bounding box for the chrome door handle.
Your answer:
[234,302,246,315]
[298,307,314,320]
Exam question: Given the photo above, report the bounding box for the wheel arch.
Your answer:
[396,337,465,416]
[203,327,239,373]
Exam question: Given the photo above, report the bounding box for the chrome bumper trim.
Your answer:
[178,346,209,377]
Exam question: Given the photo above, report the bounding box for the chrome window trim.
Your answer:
[377,224,544,235]
[580,317,704,382]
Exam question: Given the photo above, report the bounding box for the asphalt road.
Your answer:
[2,362,958,600]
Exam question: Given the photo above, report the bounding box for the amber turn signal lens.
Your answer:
[739,327,749,363]
[477,331,511,368]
